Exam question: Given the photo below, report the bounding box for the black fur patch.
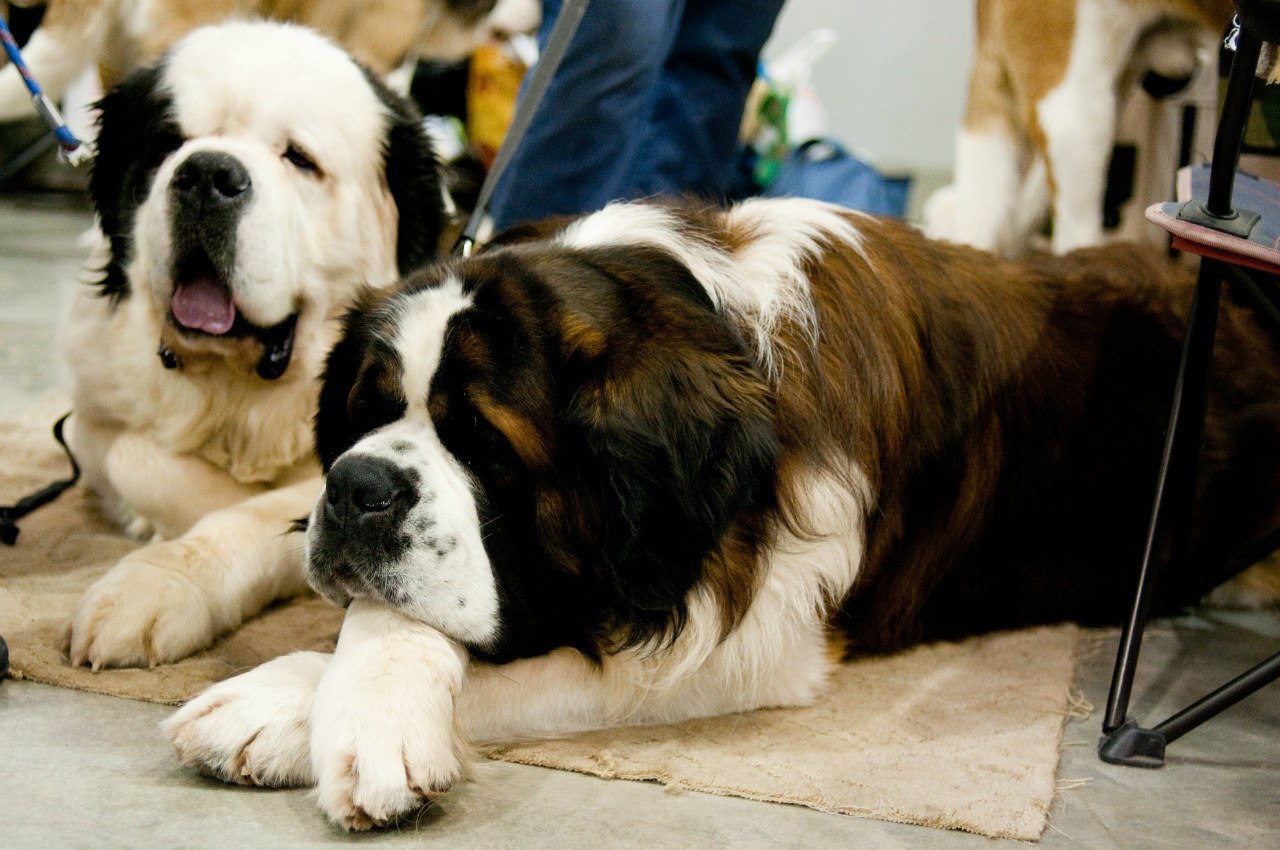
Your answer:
[89,62,182,304]
[360,67,445,275]
[314,291,409,471]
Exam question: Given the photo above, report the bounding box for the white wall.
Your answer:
[762,1,975,178]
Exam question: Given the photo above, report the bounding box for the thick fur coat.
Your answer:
[165,198,1280,829]
[64,21,444,668]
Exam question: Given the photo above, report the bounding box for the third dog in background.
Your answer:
[925,0,1232,257]
[0,0,537,125]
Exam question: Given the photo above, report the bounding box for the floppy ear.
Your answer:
[89,63,179,302]
[564,327,780,647]
[313,291,406,470]
[362,69,445,275]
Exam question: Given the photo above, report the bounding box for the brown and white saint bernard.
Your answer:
[63,21,444,669]
[925,0,1233,257]
[165,198,1280,829]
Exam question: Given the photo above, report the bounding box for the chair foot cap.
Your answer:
[1099,719,1166,768]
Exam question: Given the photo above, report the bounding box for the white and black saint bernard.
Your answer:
[64,21,444,669]
[165,199,1280,829]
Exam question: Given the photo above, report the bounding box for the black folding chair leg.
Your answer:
[1154,648,1280,744]
[1102,260,1224,738]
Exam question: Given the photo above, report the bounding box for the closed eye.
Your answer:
[149,130,185,166]
[283,143,320,175]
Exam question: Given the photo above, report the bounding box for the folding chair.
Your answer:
[1099,0,1280,767]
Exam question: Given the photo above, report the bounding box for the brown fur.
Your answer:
[526,207,1280,654]
[816,223,1279,652]
[709,209,1279,653]
[0,0,517,127]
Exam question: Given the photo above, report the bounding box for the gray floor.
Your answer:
[1,192,1279,848]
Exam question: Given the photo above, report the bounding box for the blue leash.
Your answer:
[0,15,91,166]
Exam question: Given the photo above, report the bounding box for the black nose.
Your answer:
[171,151,252,207]
[324,455,410,525]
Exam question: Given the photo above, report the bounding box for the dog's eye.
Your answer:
[148,131,185,166]
[283,144,319,174]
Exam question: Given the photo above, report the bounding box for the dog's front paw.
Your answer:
[313,718,462,831]
[69,540,219,668]
[311,600,469,831]
[163,651,327,787]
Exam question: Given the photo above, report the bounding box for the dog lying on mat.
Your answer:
[63,21,445,668]
[165,198,1280,829]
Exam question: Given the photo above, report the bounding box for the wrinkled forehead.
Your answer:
[163,22,390,168]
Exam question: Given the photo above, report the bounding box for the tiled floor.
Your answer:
[1,191,1279,848]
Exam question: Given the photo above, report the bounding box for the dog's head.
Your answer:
[304,238,781,662]
[89,21,443,380]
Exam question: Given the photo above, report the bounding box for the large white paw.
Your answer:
[163,652,327,787]
[69,539,220,669]
[311,600,470,831]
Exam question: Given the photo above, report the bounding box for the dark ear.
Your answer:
[363,69,445,275]
[89,62,180,302]
[314,291,406,470]
[566,332,780,647]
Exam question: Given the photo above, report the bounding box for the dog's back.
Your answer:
[827,233,1280,653]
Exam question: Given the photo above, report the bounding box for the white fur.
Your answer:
[163,649,328,787]
[305,277,501,646]
[1038,0,1159,253]
[70,477,320,668]
[0,24,108,123]
[559,199,867,381]
[168,462,871,825]
[66,22,406,669]
[310,600,469,831]
[558,204,739,304]
[924,129,1028,256]
[721,198,867,380]
[306,424,502,648]
[925,0,1223,257]
[390,277,472,422]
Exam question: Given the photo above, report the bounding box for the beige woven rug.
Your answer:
[1,396,1079,840]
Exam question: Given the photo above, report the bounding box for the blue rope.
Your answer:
[0,15,90,164]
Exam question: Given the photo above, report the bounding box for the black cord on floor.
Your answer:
[1,411,81,545]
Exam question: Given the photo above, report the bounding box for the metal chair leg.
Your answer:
[1102,259,1224,741]
[1098,19,1280,768]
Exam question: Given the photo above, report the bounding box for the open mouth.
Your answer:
[168,247,299,380]
[171,248,238,335]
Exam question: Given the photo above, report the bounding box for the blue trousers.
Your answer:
[487,0,785,231]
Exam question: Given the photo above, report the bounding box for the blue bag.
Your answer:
[763,138,910,218]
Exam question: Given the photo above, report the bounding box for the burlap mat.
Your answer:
[0,395,1078,840]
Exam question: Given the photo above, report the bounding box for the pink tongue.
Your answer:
[171,278,236,334]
